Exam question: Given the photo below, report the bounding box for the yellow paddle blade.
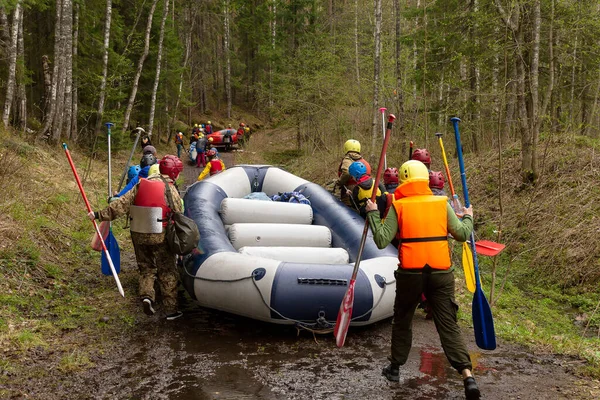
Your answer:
[462,243,476,293]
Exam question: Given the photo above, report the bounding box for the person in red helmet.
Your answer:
[237,122,247,146]
[429,170,446,196]
[383,167,399,193]
[411,148,431,170]
[197,149,226,181]
[88,155,185,321]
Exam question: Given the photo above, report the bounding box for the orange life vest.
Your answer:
[338,155,371,186]
[392,181,451,270]
[134,178,170,227]
[209,159,223,175]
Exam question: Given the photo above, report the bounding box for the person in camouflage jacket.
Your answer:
[89,155,185,320]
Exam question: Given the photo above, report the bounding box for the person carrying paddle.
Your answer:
[88,155,185,321]
[197,149,225,181]
[364,160,481,400]
[336,139,371,207]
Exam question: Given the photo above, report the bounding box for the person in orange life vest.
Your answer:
[88,155,185,321]
[174,131,185,159]
[384,167,399,193]
[204,120,213,135]
[337,139,371,207]
[347,161,388,219]
[197,149,225,181]
[364,160,480,400]
[411,148,431,170]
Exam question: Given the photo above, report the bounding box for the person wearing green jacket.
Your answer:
[364,160,481,400]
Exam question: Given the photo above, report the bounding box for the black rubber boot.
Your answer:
[463,377,481,399]
[382,363,400,382]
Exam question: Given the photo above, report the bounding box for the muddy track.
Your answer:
[11,148,597,400]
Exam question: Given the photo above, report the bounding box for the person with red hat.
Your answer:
[88,155,186,321]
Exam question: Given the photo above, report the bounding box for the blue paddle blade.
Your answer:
[101,231,121,275]
[472,288,496,350]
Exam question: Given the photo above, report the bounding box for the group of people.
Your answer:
[336,139,481,399]
[90,133,187,321]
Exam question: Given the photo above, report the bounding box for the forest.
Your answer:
[1,0,598,179]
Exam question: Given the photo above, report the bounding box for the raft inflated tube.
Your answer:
[228,223,332,250]
[220,198,313,225]
[238,246,350,264]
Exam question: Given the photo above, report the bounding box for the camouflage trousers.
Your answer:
[131,234,179,314]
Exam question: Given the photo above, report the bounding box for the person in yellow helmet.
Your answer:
[205,121,213,135]
[336,139,370,207]
[364,160,480,399]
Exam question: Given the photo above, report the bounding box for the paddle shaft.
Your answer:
[379,108,387,170]
[117,127,144,192]
[451,117,496,350]
[63,143,125,297]
[435,133,457,198]
[409,140,414,161]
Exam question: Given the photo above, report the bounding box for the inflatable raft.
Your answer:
[181,165,398,330]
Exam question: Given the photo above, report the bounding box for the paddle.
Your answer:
[379,107,387,169]
[63,143,125,297]
[409,140,414,161]
[435,132,475,293]
[334,113,396,348]
[472,240,506,257]
[451,117,496,350]
[117,126,144,192]
[102,123,121,276]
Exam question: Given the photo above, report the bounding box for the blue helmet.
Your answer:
[127,165,141,182]
[349,161,367,180]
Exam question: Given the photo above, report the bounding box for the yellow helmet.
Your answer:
[194,123,198,127]
[207,120,211,125]
[148,164,160,176]
[399,160,429,184]
[208,137,214,142]
[344,139,361,154]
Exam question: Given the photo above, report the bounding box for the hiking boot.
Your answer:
[142,298,155,316]
[382,363,400,382]
[166,311,183,321]
[463,377,481,399]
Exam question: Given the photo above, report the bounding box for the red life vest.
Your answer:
[392,180,451,270]
[338,156,371,186]
[134,178,170,227]
[209,159,223,175]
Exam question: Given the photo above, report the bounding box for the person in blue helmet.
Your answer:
[127,165,142,184]
[114,153,158,198]
[347,161,388,218]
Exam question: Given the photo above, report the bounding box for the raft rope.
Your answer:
[182,263,396,333]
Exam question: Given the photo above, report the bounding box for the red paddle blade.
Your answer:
[475,240,506,257]
[334,280,356,348]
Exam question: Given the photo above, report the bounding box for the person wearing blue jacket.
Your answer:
[114,154,157,198]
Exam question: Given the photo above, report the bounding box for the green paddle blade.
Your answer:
[462,242,476,293]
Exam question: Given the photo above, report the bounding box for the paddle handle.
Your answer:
[435,133,457,198]
[117,127,144,192]
[408,140,413,161]
[379,108,387,170]
[63,143,125,298]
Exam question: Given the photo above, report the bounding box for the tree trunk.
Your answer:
[62,0,74,140]
[50,0,71,143]
[169,7,193,144]
[15,6,26,130]
[122,0,160,136]
[525,0,540,183]
[224,0,231,119]
[71,3,79,141]
[371,0,383,152]
[95,0,113,138]
[147,0,169,138]
[394,0,404,134]
[0,7,10,59]
[354,0,360,85]
[3,0,22,127]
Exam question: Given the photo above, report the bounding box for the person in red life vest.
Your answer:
[174,131,185,159]
[411,148,431,170]
[197,149,226,181]
[88,155,186,321]
[383,167,399,193]
[336,139,371,207]
[364,160,480,400]
[237,122,246,146]
[204,120,213,135]
[347,161,388,219]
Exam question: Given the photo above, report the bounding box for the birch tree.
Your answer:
[15,8,26,130]
[224,0,231,119]
[147,0,170,138]
[122,0,160,136]
[3,0,22,127]
[371,0,383,150]
[95,0,113,137]
[71,3,79,140]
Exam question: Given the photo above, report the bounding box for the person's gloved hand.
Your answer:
[87,211,96,220]
[108,196,118,203]
[365,199,378,213]
[462,205,473,218]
